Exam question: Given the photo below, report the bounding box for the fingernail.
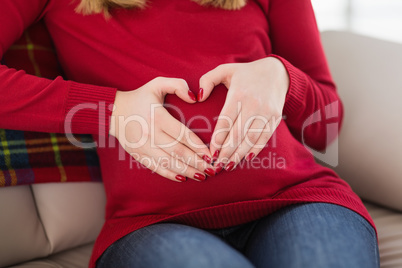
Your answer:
[225,161,235,172]
[175,175,186,182]
[197,88,204,102]
[245,152,255,162]
[194,173,206,181]
[212,150,220,163]
[204,168,216,176]
[215,162,225,174]
[188,90,197,101]
[202,155,212,164]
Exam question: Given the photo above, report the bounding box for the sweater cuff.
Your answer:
[64,81,117,136]
[268,54,308,116]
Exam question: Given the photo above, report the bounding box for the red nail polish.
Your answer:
[175,175,186,182]
[246,152,255,161]
[215,162,225,174]
[204,168,215,176]
[225,161,235,172]
[197,88,204,102]
[202,155,212,164]
[194,173,206,181]
[212,150,220,163]
[188,90,197,101]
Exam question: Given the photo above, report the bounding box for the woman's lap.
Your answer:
[97,203,379,268]
[244,203,379,268]
[96,222,254,268]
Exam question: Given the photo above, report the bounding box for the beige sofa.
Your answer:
[1,31,401,268]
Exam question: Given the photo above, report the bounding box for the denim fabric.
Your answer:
[97,203,379,268]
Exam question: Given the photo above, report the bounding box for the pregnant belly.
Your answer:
[96,85,328,219]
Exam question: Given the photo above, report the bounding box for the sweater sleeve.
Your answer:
[267,0,344,151]
[0,0,117,135]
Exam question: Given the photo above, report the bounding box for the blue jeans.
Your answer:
[97,203,379,268]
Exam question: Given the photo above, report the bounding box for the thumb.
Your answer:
[198,64,236,102]
[151,77,196,103]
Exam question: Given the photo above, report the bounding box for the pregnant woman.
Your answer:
[0,0,379,267]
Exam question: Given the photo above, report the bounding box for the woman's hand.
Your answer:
[109,77,215,182]
[198,57,289,172]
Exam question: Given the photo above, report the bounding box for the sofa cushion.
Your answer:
[0,186,50,267]
[0,182,105,267]
[321,31,402,212]
[9,243,94,268]
[32,182,106,254]
[365,202,402,268]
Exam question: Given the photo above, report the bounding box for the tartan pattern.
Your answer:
[0,21,101,187]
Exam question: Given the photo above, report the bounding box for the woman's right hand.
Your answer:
[109,77,215,182]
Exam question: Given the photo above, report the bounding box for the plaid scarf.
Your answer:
[0,21,101,187]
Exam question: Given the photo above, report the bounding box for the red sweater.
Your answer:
[0,0,374,267]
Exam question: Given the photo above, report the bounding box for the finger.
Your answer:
[130,152,186,183]
[163,152,208,182]
[198,64,236,102]
[151,76,196,103]
[155,132,215,176]
[242,119,280,165]
[215,109,261,168]
[161,111,213,165]
[223,116,268,172]
[135,148,208,182]
[209,99,241,163]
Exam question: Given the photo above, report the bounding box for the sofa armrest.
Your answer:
[321,31,402,211]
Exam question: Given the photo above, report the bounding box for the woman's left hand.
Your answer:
[198,57,289,172]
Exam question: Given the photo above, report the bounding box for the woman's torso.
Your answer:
[42,0,345,219]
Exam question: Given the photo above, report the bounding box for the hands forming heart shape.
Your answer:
[109,57,289,182]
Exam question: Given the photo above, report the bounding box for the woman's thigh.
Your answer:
[97,223,254,268]
[244,203,379,268]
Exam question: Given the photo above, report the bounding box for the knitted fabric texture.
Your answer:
[0,21,101,187]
